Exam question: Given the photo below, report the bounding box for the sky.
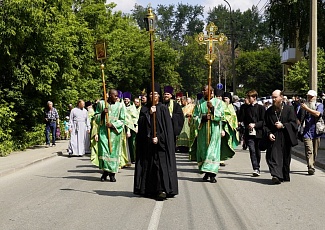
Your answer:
[110,0,269,15]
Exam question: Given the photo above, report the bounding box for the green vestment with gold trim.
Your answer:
[220,102,239,160]
[193,97,224,174]
[91,100,125,173]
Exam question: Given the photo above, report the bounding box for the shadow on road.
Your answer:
[75,164,98,168]
[67,169,100,174]
[62,175,100,181]
[94,190,137,198]
[218,176,274,185]
[177,176,205,183]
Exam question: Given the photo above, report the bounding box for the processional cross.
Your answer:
[196,22,227,144]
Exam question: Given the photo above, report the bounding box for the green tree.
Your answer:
[235,47,283,96]
[207,5,271,51]
[286,48,325,95]
[177,36,208,96]
[266,0,325,50]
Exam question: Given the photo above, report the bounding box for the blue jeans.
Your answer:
[246,137,261,171]
[45,122,56,145]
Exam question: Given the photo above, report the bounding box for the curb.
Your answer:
[0,147,66,178]
[291,148,325,170]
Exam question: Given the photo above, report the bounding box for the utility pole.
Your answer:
[310,0,317,91]
[224,0,236,94]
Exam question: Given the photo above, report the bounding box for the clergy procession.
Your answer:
[62,81,325,200]
[27,6,322,212]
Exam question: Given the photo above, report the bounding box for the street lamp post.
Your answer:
[144,5,157,138]
[223,0,236,94]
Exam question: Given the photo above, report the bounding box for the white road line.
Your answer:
[147,201,164,230]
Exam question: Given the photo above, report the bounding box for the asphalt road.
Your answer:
[1,149,325,230]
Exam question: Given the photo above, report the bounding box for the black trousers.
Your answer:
[246,137,261,171]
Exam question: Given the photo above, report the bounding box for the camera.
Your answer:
[299,98,306,103]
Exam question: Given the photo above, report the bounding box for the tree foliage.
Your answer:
[286,48,325,95]
[0,1,285,154]
[266,0,325,51]
[207,5,271,51]
[235,47,283,97]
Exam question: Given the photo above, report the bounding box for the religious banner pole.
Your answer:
[196,22,228,145]
[95,41,112,153]
[145,5,157,138]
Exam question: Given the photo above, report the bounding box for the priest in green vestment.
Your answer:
[176,96,195,153]
[92,89,125,182]
[193,85,224,183]
[123,92,139,163]
[220,92,239,162]
[189,93,203,161]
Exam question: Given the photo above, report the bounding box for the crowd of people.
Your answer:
[43,85,324,199]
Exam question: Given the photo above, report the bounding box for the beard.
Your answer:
[274,101,283,112]
[305,101,316,110]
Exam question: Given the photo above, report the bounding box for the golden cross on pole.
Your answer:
[196,22,228,145]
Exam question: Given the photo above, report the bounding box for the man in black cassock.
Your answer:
[163,86,185,147]
[133,83,178,200]
[264,90,298,184]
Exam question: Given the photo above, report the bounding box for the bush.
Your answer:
[0,102,17,156]
[12,124,45,151]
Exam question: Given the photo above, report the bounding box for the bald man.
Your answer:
[91,89,126,182]
[264,90,298,184]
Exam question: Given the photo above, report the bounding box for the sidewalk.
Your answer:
[0,140,69,177]
[291,138,325,170]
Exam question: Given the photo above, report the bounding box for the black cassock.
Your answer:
[164,100,184,138]
[264,104,298,181]
[134,103,178,197]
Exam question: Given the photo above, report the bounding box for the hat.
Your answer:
[123,92,131,99]
[117,90,123,99]
[307,90,317,97]
[176,92,183,98]
[147,82,162,97]
[214,89,224,97]
[223,92,232,102]
[197,93,203,100]
[164,86,174,95]
[85,101,92,107]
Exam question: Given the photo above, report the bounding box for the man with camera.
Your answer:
[239,90,265,177]
[298,90,324,175]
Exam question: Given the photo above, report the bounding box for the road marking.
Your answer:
[147,201,164,230]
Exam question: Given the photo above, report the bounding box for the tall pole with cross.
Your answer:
[196,22,227,144]
[95,41,112,153]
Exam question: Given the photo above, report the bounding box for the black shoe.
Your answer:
[203,173,209,181]
[109,173,116,182]
[272,176,281,184]
[101,171,108,182]
[157,192,166,201]
[308,168,315,175]
[210,177,217,183]
[209,173,217,183]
